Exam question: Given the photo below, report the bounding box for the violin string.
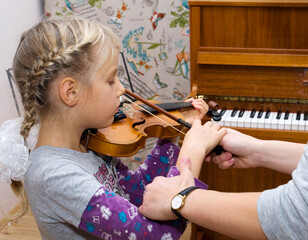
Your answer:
[122,96,187,136]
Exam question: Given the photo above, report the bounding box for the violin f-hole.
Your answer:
[132,118,146,130]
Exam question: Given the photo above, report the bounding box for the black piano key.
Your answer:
[231,108,238,117]
[220,107,227,116]
[284,110,290,120]
[238,108,245,118]
[304,111,308,121]
[250,109,256,118]
[276,110,282,120]
[296,111,301,120]
[257,109,264,119]
[265,109,271,119]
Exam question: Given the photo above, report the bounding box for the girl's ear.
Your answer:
[59,77,79,107]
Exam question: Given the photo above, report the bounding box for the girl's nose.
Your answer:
[116,77,125,97]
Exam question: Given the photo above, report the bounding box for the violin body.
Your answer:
[84,101,185,157]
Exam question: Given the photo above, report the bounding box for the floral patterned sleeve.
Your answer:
[116,139,180,207]
[116,139,208,207]
[79,186,187,240]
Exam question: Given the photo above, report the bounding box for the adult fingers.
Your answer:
[212,152,233,165]
[178,155,195,186]
[218,158,235,169]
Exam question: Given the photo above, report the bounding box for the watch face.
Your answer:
[171,195,183,210]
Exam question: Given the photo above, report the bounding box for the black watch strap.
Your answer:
[179,186,199,197]
[172,186,199,221]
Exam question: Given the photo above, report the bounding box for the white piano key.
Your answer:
[250,110,259,128]
[291,112,300,130]
[230,109,240,127]
[284,112,293,130]
[270,111,281,129]
[264,112,275,129]
[223,110,233,127]
[277,111,289,130]
[244,110,255,128]
[298,113,305,131]
[257,110,266,129]
[238,111,251,128]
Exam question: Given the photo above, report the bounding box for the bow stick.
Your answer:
[125,89,192,129]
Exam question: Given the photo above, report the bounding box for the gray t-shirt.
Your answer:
[25,146,106,239]
[257,143,308,239]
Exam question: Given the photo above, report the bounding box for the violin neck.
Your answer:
[139,102,193,114]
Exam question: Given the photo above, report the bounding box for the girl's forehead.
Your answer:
[96,56,118,76]
[97,51,119,72]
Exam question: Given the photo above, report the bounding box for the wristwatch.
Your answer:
[171,186,199,221]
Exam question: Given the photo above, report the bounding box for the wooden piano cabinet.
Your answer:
[188,1,308,239]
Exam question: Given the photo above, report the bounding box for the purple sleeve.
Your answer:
[167,166,208,189]
[116,140,180,206]
[78,186,187,240]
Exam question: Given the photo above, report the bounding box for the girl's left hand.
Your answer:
[180,98,209,124]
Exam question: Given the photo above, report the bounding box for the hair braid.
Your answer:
[19,75,37,140]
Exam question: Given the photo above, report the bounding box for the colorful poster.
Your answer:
[45,0,191,102]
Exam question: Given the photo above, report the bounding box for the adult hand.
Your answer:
[205,128,261,169]
[139,155,195,220]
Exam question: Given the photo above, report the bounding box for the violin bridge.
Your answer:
[121,103,135,119]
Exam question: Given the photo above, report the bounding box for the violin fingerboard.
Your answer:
[140,102,193,114]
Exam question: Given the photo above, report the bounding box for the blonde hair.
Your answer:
[10,17,120,220]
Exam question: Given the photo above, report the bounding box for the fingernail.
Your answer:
[230,159,235,167]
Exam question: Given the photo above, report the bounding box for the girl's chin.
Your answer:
[105,118,115,127]
[92,116,115,129]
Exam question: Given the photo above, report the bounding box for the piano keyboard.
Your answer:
[213,108,308,131]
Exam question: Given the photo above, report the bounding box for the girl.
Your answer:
[1,17,226,239]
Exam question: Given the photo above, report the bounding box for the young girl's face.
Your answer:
[82,53,125,129]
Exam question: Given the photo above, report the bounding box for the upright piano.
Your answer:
[188,1,308,239]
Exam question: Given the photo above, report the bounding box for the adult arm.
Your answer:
[181,190,265,240]
[139,156,267,240]
[210,128,305,174]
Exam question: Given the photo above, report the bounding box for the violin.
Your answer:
[82,90,193,157]
[82,89,223,157]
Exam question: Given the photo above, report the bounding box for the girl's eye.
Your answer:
[108,79,115,85]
